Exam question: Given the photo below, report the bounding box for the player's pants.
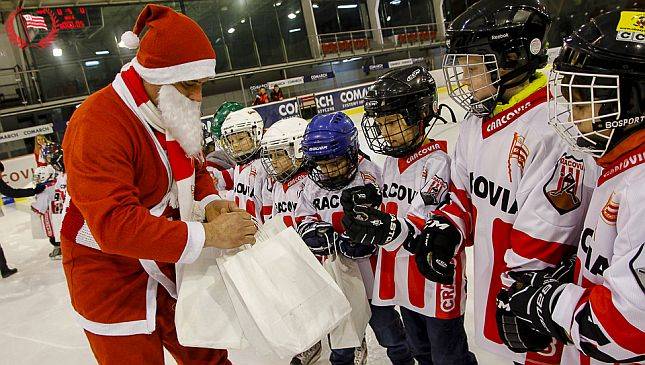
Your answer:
[0,244,9,273]
[84,288,230,365]
[330,303,414,365]
[400,308,478,365]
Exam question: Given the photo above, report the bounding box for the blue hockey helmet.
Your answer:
[302,112,359,190]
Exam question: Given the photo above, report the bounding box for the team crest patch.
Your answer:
[600,193,619,225]
[543,153,585,215]
[422,175,448,205]
[507,132,529,182]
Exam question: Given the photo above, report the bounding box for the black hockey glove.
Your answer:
[496,289,554,353]
[413,215,461,284]
[340,184,382,212]
[337,234,378,259]
[497,256,576,352]
[297,221,337,256]
[341,205,402,246]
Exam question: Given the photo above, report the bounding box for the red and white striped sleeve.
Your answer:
[433,121,474,248]
[552,244,645,363]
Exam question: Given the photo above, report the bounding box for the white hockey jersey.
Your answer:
[371,140,466,319]
[261,170,307,227]
[295,156,382,296]
[31,173,67,242]
[231,159,269,222]
[436,79,592,364]
[552,142,645,365]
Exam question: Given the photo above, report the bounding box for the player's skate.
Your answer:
[49,247,62,260]
[354,338,368,365]
[290,341,322,365]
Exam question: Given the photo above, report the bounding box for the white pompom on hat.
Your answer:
[121,4,217,85]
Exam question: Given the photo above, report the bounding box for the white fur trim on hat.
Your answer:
[120,31,140,50]
[131,57,217,85]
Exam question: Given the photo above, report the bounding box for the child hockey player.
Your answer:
[381,1,594,363]
[341,65,477,365]
[204,101,243,199]
[295,112,413,365]
[501,10,645,364]
[259,116,322,365]
[219,107,268,222]
[32,148,67,260]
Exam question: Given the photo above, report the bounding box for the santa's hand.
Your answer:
[205,200,245,222]
[203,209,257,248]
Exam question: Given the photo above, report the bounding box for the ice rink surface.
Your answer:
[0,94,510,364]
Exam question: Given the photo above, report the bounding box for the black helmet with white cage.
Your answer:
[548,9,645,158]
[443,0,552,117]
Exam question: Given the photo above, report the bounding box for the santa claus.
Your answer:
[60,5,256,364]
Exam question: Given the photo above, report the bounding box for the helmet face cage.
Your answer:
[261,142,302,183]
[307,147,359,191]
[443,53,500,117]
[548,69,620,158]
[361,111,423,157]
[220,126,262,164]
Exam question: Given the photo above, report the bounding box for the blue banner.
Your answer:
[251,82,372,128]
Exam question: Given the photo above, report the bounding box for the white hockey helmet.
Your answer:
[261,117,308,183]
[33,165,56,184]
[219,107,264,164]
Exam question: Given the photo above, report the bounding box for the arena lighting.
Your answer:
[288,12,296,19]
[52,48,62,57]
[337,4,358,9]
[274,2,282,6]
[228,27,236,34]
[312,4,319,8]
[241,18,246,23]
[84,60,100,66]
[95,50,109,55]
[390,0,401,4]
[289,28,302,32]
[342,57,361,62]
[386,15,391,21]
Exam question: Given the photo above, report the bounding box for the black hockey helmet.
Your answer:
[362,66,439,157]
[548,9,645,158]
[49,148,65,173]
[443,0,552,117]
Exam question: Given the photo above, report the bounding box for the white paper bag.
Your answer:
[30,213,46,240]
[175,246,249,349]
[324,253,372,349]
[220,223,351,358]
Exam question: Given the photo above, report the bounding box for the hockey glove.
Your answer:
[341,205,402,246]
[496,289,554,353]
[337,234,378,259]
[505,269,573,344]
[340,184,382,212]
[34,183,46,194]
[297,221,337,256]
[414,215,461,284]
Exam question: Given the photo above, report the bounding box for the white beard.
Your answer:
[157,85,203,157]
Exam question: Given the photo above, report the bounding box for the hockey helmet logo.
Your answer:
[543,154,585,215]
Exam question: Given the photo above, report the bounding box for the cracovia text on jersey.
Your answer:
[469,172,518,214]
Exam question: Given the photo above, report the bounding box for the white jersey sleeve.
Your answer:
[504,151,598,276]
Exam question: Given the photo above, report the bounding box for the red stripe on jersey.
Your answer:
[574,257,582,286]
[246,200,257,220]
[282,216,293,227]
[221,169,233,190]
[407,214,426,231]
[481,86,547,139]
[597,144,645,186]
[332,211,344,233]
[510,228,576,265]
[579,353,590,365]
[435,250,463,319]
[484,218,512,345]
[261,205,272,216]
[525,341,564,364]
[397,141,448,173]
[295,213,321,226]
[588,285,645,354]
[408,254,426,308]
[379,248,399,301]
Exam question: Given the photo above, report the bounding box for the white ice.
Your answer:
[0,95,509,364]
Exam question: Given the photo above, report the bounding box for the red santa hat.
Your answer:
[120,4,216,85]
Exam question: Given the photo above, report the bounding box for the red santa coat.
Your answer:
[61,84,217,336]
